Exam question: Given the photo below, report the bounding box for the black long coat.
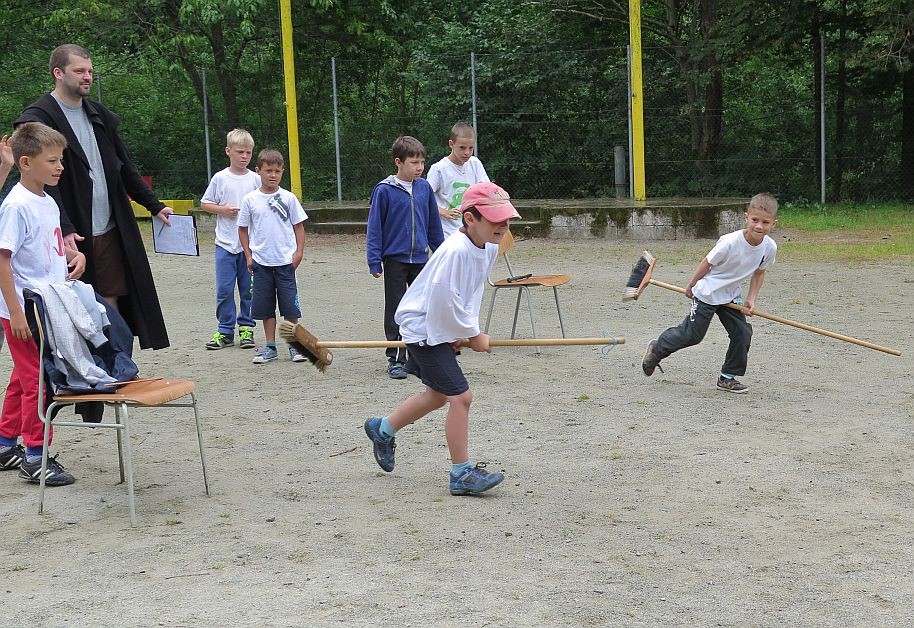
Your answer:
[16,93,169,349]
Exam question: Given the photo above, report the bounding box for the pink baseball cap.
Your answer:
[460,182,521,222]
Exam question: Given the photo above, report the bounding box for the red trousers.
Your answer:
[1,318,52,448]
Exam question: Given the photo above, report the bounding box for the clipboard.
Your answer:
[152,214,199,256]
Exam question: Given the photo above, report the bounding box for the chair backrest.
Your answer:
[498,228,516,256]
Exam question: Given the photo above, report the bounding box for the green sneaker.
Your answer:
[238,326,255,349]
[205,332,234,350]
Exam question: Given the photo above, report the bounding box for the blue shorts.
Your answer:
[250,262,300,320]
[404,342,468,397]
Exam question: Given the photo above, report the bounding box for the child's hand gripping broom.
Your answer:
[623,251,901,357]
[278,320,625,372]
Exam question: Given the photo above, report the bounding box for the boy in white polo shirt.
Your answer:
[237,149,308,364]
[364,182,520,496]
[200,128,261,351]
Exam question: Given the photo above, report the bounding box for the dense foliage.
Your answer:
[1,0,912,202]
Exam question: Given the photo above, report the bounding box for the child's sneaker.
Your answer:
[364,417,396,472]
[387,362,408,379]
[238,326,255,349]
[18,454,76,486]
[716,376,749,394]
[252,346,279,364]
[206,332,234,350]
[0,444,25,470]
[289,344,308,363]
[449,462,504,496]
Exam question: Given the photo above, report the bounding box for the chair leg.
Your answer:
[191,392,210,495]
[117,404,137,527]
[115,406,125,484]
[484,287,499,334]
[522,287,542,353]
[553,287,567,338]
[511,290,523,339]
[38,407,53,515]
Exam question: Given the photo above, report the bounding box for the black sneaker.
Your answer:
[642,339,664,376]
[717,376,749,394]
[238,326,255,349]
[0,444,25,470]
[19,454,76,486]
[206,332,234,350]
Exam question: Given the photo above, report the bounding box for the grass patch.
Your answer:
[774,203,913,263]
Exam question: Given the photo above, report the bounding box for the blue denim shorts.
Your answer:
[404,342,468,396]
[250,262,300,320]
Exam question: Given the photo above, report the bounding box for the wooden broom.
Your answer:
[278,320,624,372]
[623,251,901,357]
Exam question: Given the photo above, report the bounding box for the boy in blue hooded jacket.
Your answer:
[366,135,444,379]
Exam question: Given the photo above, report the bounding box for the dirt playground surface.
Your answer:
[2,233,912,626]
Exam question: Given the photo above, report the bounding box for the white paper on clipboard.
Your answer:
[152,214,199,256]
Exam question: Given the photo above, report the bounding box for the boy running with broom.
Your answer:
[641,192,778,393]
[364,182,519,495]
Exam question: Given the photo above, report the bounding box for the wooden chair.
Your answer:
[32,301,210,527]
[483,229,571,343]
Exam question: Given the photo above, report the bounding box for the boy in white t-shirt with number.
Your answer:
[426,122,490,238]
[641,193,779,394]
[237,149,308,365]
[200,128,261,351]
[0,122,86,485]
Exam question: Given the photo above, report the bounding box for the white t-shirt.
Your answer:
[426,156,490,237]
[201,167,261,253]
[395,230,498,345]
[692,230,777,305]
[237,187,308,266]
[0,183,68,319]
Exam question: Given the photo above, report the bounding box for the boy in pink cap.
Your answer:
[364,181,520,495]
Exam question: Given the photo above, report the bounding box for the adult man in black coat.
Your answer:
[16,44,171,350]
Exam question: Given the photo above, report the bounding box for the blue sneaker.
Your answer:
[449,462,504,496]
[364,417,396,472]
[252,346,278,364]
[387,362,408,379]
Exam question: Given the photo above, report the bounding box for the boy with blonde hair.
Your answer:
[642,193,779,393]
[366,135,444,379]
[200,128,261,350]
[237,149,308,364]
[427,122,490,238]
[365,182,519,496]
[0,122,86,485]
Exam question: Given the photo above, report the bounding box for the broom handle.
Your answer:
[649,279,901,356]
[316,337,624,349]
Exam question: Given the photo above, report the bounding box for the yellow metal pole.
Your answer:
[279,0,302,198]
[629,0,647,200]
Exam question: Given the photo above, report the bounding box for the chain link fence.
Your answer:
[2,46,908,203]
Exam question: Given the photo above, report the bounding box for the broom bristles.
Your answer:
[277,320,333,373]
[622,251,656,301]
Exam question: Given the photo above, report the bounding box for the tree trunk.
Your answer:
[812,14,823,198]
[697,0,722,164]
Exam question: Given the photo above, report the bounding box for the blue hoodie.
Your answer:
[366,176,445,275]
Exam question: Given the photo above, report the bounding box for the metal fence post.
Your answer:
[202,66,212,182]
[470,52,478,158]
[626,45,634,199]
[820,33,826,204]
[332,57,343,204]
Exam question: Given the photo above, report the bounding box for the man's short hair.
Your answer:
[392,136,426,161]
[226,128,254,149]
[450,122,476,141]
[50,44,91,76]
[257,148,284,168]
[11,122,68,163]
